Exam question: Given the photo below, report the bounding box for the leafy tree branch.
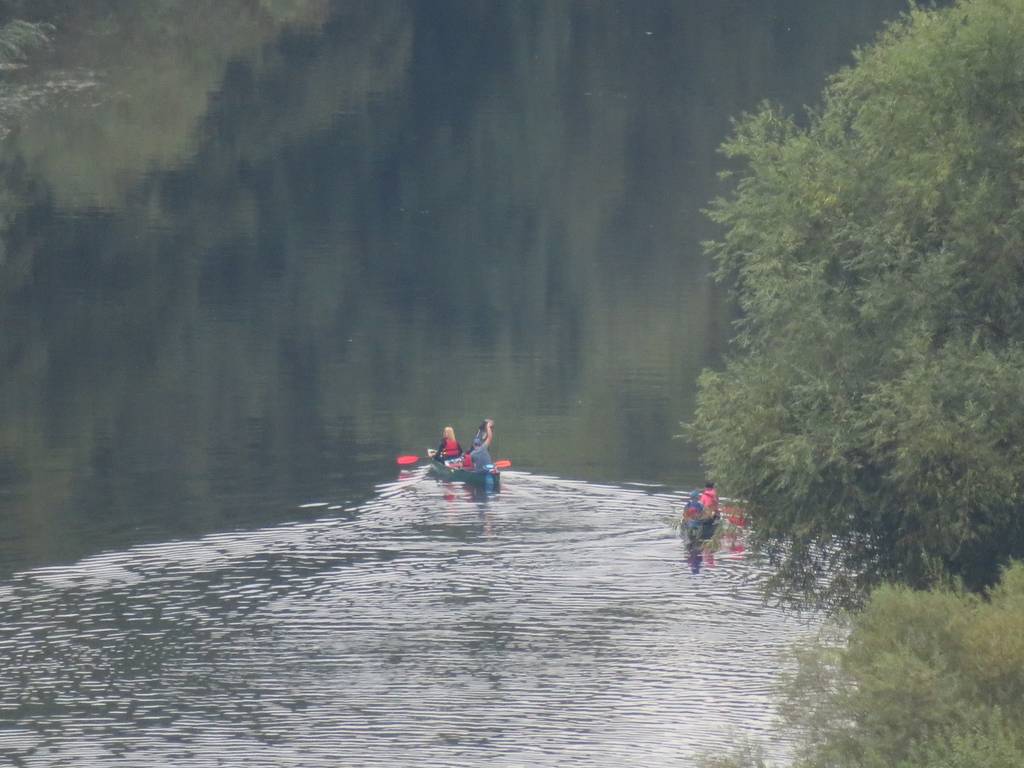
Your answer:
[693,0,1024,608]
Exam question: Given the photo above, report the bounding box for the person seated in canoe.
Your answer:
[682,491,705,529]
[699,482,720,520]
[682,487,718,541]
[432,426,463,464]
[694,482,720,539]
[461,419,494,471]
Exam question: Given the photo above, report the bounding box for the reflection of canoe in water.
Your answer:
[427,458,501,491]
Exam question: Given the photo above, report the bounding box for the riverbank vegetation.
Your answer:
[694,0,1024,764]
[785,564,1024,768]
[704,562,1024,768]
[693,0,1024,609]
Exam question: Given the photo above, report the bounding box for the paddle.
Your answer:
[400,455,509,468]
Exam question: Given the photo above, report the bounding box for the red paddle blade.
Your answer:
[494,459,511,469]
[396,455,420,465]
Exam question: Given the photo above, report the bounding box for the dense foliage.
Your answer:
[693,0,1024,607]
[786,565,1024,767]
[703,562,1024,768]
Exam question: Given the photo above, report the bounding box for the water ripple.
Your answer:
[0,471,813,766]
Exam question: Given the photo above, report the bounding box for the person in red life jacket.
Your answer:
[699,482,719,517]
[698,482,720,540]
[433,426,463,463]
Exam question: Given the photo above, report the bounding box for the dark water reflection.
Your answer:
[0,472,809,767]
[0,2,913,763]
[0,0,911,574]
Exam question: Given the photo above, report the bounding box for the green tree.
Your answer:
[701,563,1024,768]
[791,562,1024,767]
[693,0,1024,607]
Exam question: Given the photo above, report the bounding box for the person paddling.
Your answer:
[698,482,720,539]
[682,484,719,541]
[433,426,463,463]
[699,482,719,518]
[462,419,494,470]
[682,491,705,532]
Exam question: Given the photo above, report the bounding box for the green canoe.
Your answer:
[427,458,501,490]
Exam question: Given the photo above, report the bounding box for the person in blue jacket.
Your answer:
[682,491,704,532]
[463,419,494,470]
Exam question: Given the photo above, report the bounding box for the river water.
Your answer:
[0,2,909,765]
[2,472,809,766]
